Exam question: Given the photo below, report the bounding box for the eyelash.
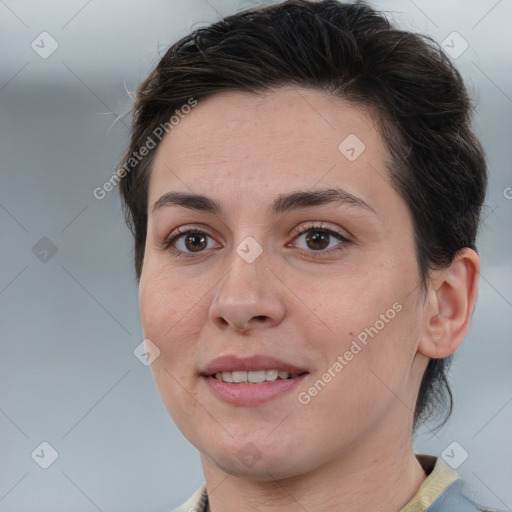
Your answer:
[163,222,350,259]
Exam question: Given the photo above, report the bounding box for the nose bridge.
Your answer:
[208,236,285,331]
[218,237,267,303]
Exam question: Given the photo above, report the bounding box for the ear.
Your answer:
[418,248,480,359]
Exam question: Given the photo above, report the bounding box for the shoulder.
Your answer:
[171,483,208,512]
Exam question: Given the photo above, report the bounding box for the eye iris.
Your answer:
[306,230,330,250]
[185,233,207,252]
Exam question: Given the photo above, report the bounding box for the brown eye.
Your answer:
[291,224,349,256]
[184,233,208,252]
[305,230,331,250]
[165,228,218,256]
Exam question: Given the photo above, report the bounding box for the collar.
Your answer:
[399,454,459,512]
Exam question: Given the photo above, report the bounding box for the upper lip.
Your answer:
[201,355,308,376]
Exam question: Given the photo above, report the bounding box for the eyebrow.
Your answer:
[152,188,376,216]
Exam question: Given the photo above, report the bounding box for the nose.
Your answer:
[208,246,286,333]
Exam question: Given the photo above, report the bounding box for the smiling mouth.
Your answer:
[211,369,306,383]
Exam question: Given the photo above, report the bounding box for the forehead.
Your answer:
[149,87,394,213]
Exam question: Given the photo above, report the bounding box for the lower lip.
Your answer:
[202,374,308,406]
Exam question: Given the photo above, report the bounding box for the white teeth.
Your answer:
[266,369,279,381]
[232,371,247,383]
[248,370,266,383]
[213,369,295,383]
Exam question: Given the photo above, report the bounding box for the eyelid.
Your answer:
[289,221,349,240]
[166,224,211,241]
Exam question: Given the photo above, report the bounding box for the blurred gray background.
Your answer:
[1,1,511,511]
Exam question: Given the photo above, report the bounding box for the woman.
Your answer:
[118,1,496,510]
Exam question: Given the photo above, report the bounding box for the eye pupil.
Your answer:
[306,231,330,250]
[185,233,207,252]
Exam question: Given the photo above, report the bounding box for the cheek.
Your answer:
[139,266,208,430]
[139,263,206,365]
[290,268,391,343]
[296,268,417,389]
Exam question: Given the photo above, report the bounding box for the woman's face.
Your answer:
[139,87,429,479]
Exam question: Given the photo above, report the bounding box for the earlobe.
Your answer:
[418,248,480,359]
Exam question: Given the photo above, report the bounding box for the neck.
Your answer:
[201,426,426,512]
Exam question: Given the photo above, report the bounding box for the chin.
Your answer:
[198,435,320,481]
[205,449,307,481]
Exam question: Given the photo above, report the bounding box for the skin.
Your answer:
[138,87,480,512]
